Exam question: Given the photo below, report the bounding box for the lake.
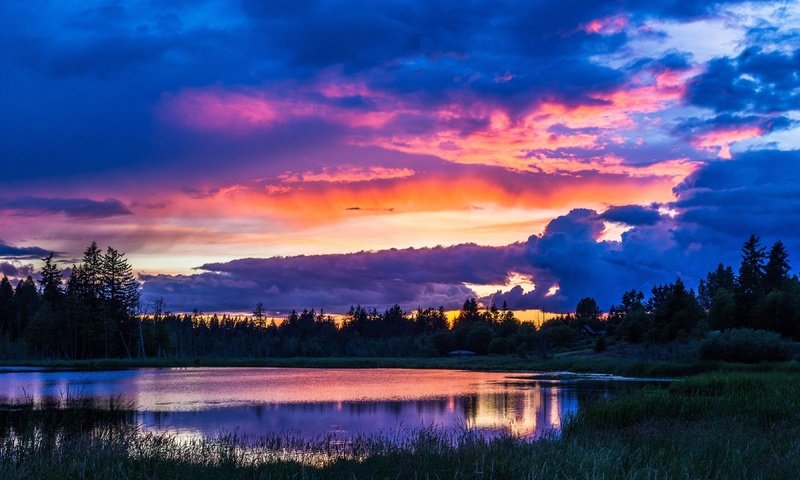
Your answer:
[0,367,651,441]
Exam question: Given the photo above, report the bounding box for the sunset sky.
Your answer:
[1,0,799,313]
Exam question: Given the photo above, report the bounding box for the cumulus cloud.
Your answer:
[0,261,35,278]
[142,243,529,312]
[687,47,800,114]
[497,149,800,311]
[599,204,663,226]
[139,147,800,314]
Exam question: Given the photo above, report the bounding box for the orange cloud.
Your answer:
[370,74,691,177]
[237,170,679,225]
[277,165,416,184]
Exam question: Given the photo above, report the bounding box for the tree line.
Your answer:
[0,235,798,359]
[0,242,140,359]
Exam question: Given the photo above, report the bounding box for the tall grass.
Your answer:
[2,370,800,479]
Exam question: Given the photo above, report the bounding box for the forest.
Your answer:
[1,235,799,360]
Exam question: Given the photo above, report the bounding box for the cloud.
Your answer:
[0,261,35,278]
[687,47,800,114]
[0,240,50,259]
[142,243,529,312]
[0,197,132,218]
[135,146,800,314]
[504,149,800,311]
[599,204,662,226]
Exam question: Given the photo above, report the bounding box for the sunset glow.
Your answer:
[1,0,798,314]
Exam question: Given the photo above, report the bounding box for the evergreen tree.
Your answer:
[648,278,704,342]
[101,247,141,358]
[14,276,39,340]
[736,235,766,328]
[764,241,790,293]
[0,276,15,338]
[38,253,63,305]
[253,303,266,321]
[698,264,735,310]
[453,298,482,328]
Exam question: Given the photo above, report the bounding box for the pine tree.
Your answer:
[38,253,63,305]
[736,234,766,327]
[698,264,736,310]
[14,276,39,340]
[102,247,141,358]
[76,242,105,357]
[764,240,790,293]
[0,276,15,338]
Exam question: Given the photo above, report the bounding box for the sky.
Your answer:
[1,0,799,314]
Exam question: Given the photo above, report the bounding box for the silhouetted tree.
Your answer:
[0,276,15,339]
[698,264,735,310]
[764,240,790,293]
[736,234,766,327]
[575,297,601,324]
[39,253,63,305]
[708,288,736,330]
[253,303,266,321]
[102,247,140,358]
[14,276,39,341]
[647,278,704,342]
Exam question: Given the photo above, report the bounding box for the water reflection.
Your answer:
[0,367,639,441]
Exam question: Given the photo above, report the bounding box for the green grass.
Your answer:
[3,370,800,479]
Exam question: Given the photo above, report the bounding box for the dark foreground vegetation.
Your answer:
[2,235,800,367]
[2,369,799,479]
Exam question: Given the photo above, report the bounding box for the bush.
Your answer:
[593,336,607,353]
[540,324,579,349]
[699,328,792,363]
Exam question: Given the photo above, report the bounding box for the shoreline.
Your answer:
[3,354,796,378]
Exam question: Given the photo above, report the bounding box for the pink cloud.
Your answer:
[160,81,398,133]
[368,70,692,176]
[160,90,279,133]
[583,15,628,35]
[692,126,763,159]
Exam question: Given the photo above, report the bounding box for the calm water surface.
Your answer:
[0,367,649,440]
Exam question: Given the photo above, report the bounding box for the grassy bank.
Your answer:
[1,355,702,378]
[6,352,800,378]
[2,369,800,479]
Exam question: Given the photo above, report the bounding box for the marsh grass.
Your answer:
[2,371,800,479]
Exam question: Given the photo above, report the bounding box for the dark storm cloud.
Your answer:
[0,262,35,278]
[674,113,794,138]
[142,243,530,312]
[687,47,800,113]
[0,197,132,218]
[501,149,800,312]
[673,149,800,240]
[600,204,663,226]
[0,241,50,260]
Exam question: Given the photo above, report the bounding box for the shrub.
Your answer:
[699,328,791,363]
[593,336,607,353]
[540,324,579,349]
